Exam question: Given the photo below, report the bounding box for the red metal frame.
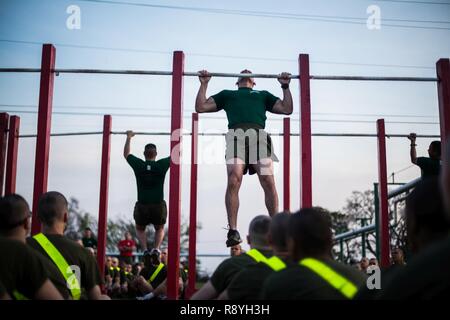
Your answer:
[283,117,291,211]
[5,116,20,195]
[31,44,56,235]
[167,51,184,300]
[186,112,199,299]
[97,115,112,284]
[299,54,312,208]
[437,58,450,148]
[0,113,9,196]
[376,119,390,268]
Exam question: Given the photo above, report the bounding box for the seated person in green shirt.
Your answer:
[0,194,63,300]
[195,69,293,248]
[223,212,293,300]
[124,130,170,253]
[191,215,273,300]
[261,208,366,300]
[27,191,109,300]
[408,133,441,177]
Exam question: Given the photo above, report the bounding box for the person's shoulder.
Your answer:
[47,235,88,254]
[328,260,367,284]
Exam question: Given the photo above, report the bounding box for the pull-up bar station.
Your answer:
[0,44,449,300]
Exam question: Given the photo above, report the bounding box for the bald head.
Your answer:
[38,191,69,227]
[247,215,271,249]
[0,194,30,234]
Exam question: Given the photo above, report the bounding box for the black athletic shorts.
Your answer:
[133,201,167,227]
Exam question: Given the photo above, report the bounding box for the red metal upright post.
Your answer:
[31,44,56,235]
[0,113,9,196]
[437,58,450,149]
[283,117,291,211]
[186,112,199,299]
[5,116,20,195]
[299,54,312,208]
[167,51,184,300]
[97,115,112,283]
[376,119,390,268]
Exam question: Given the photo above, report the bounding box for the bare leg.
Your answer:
[154,224,165,249]
[225,159,245,230]
[255,158,279,216]
[136,225,148,251]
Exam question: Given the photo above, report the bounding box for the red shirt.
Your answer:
[118,239,136,257]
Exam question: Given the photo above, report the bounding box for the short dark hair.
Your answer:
[144,143,157,158]
[269,212,291,252]
[288,207,333,260]
[248,215,271,247]
[85,227,92,232]
[0,194,30,233]
[38,191,68,227]
[405,177,450,253]
[430,141,441,157]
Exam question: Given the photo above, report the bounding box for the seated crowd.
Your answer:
[1,140,450,300]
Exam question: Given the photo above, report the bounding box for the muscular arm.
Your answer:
[195,70,218,113]
[195,84,218,113]
[123,131,134,159]
[271,72,293,115]
[408,133,417,164]
[271,87,293,115]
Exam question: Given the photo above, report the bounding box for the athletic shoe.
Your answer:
[226,229,242,247]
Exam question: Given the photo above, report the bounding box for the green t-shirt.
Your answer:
[416,157,441,177]
[209,249,273,293]
[227,256,293,300]
[0,238,49,299]
[82,237,97,249]
[127,155,170,204]
[212,88,279,129]
[140,264,167,289]
[27,234,103,294]
[261,258,366,300]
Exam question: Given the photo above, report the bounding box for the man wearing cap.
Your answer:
[124,130,170,253]
[195,69,293,247]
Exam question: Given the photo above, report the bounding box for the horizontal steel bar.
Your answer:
[0,68,438,81]
[311,75,438,82]
[18,131,440,138]
[334,224,376,242]
[388,177,421,198]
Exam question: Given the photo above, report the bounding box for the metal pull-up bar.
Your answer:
[0,67,439,82]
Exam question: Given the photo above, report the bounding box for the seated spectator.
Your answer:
[134,249,167,296]
[369,257,378,267]
[261,207,366,300]
[359,257,369,273]
[118,231,136,265]
[27,191,109,300]
[224,212,292,300]
[379,175,450,299]
[230,244,243,257]
[81,227,97,249]
[191,215,272,300]
[391,247,406,267]
[0,194,63,300]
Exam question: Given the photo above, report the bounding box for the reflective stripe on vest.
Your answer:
[148,263,164,283]
[261,256,287,271]
[13,290,29,300]
[299,258,358,299]
[245,249,268,263]
[33,233,81,300]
